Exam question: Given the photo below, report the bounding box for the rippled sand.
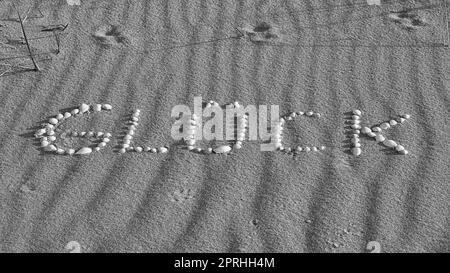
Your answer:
[0,0,449,253]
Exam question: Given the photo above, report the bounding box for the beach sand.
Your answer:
[0,0,449,253]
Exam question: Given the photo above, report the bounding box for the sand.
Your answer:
[0,0,449,253]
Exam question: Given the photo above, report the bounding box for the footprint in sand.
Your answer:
[388,10,428,31]
[93,25,128,47]
[169,188,194,203]
[240,22,284,43]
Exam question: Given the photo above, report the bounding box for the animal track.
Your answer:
[169,188,193,203]
[93,25,128,46]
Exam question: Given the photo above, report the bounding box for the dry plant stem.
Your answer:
[53,30,60,54]
[444,0,450,47]
[13,4,40,71]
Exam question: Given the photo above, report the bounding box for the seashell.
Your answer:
[395,145,405,152]
[45,145,57,152]
[71,109,80,115]
[122,144,130,149]
[304,147,311,152]
[105,133,112,138]
[94,147,101,152]
[375,134,385,142]
[48,136,56,142]
[75,147,92,155]
[399,117,406,123]
[96,132,104,137]
[353,143,361,148]
[80,132,86,137]
[214,145,232,154]
[49,118,58,125]
[56,113,64,120]
[56,148,65,155]
[159,147,168,153]
[64,112,72,119]
[47,130,55,136]
[35,128,46,137]
[352,147,362,156]
[187,146,195,151]
[383,139,397,148]
[306,111,314,116]
[234,143,242,150]
[102,104,112,110]
[296,111,304,115]
[352,115,360,120]
[86,132,94,137]
[351,124,361,130]
[41,140,49,147]
[372,127,381,132]
[98,142,107,148]
[399,149,408,155]
[132,117,139,122]
[135,147,143,152]
[380,123,390,130]
[119,148,126,154]
[312,147,318,152]
[67,149,75,155]
[103,138,110,143]
[80,103,89,113]
[389,120,397,126]
[94,104,102,112]
[367,132,377,138]
[361,127,372,134]
[150,148,158,153]
[206,148,213,154]
[320,146,326,150]
[403,114,411,119]
[353,109,362,116]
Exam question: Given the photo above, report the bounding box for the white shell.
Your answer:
[353,109,362,116]
[399,149,409,155]
[361,127,372,134]
[372,127,381,132]
[403,114,411,119]
[35,128,46,136]
[214,145,232,154]
[98,142,107,148]
[399,118,406,123]
[389,120,397,126]
[56,148,65,154]
[395,145,405,152]
[103,138,110,143]
[306,111,314,116]
[304,147,311,152]
[41,140,49,147]
[380,123,390,130]
[351,124,361,130]
[150,148,158,153]
[71,109,80,115]
[94,104,102,112]
[80,103,89,113]
[56,113,64,120]
[159,147,168,153]
[367,132,377,138]
[67,149,75,155]
[375,135,385,142]
[383,140,397,148]
[135,147,143,152]
[352,147,362,156]
[48,136,56,142]
[102,104,112,110]
[49,118,58,125]
[75,147,92,155]
[64,112,72,119]
[45,145,57,152]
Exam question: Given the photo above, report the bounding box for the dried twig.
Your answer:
[12,3,40,71]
